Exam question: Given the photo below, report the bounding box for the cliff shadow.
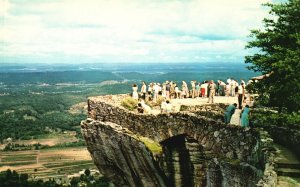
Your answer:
[160,134,206,187]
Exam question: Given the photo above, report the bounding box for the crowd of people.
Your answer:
[131,78,253,128]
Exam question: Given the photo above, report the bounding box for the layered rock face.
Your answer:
[81,119,167,186]
[81,95,276,187]
[159,135,207,186]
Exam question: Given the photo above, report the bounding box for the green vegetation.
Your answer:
[0,93,86,141]
[121,97,138,111]
[245,0,300,113]
[0,169,58,187]
[0,169,109,187]
[69,168,110,187]
[3,140,86,151]
[46,140,86,149]
[251,109,300,129]
[139,137,162,155]
[243,7,300,186]
[245,0,300,134]
[0,69,134,143]
[0,82,131,142]
[225,158,242,166]
[4,143,40,151]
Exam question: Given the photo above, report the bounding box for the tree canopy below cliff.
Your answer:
[245,0,300,112]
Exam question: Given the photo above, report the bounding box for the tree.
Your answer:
[245,0,300,112]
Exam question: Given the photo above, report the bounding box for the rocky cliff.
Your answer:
[81,95,277,187]
[81,119,167,186]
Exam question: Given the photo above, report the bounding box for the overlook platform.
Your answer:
[170,96,243,125]
[89,95,244,128]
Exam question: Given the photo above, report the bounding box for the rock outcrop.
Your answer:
[81,119,167,186]
[81,95,277,187]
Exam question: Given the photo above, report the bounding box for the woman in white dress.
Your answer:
[175,85,180,99]
[182,81,189,98]
[132,84,138,99]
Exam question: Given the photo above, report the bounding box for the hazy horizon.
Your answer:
[0,61,255,73]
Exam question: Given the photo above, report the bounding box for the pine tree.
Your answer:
[245,0,300,112]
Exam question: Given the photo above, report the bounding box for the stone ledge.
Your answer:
[82,94,277,187]
[87,95,262,162]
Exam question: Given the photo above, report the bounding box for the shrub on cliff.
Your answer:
[252,109,300,129]
[147,96,163,108]
[121,97,138,111]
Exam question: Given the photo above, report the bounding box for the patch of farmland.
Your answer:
[0,147,96,180]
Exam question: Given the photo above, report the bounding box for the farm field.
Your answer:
[0,146,96,180]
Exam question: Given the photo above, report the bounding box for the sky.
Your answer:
[0,0,282,64]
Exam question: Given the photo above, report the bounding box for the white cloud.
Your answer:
[0,0,277,63]
[0,0,10,16]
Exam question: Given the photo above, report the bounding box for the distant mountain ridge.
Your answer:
[0,62,256,73]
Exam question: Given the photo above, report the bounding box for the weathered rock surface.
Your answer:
[81,119,167,187]
[81,95,277,187]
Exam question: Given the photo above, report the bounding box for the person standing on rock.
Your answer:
[191,80,196,98]
[182,81,189,98]
[201,81,207,97]
[153,83,160,102]
[207,81,211,98]
[219,80,226,96]
[196,82,201,98]
[225,83,230,97]
[230,79,235,97]
[207,80,216,103]
[162,83,167,98]
[141,81,147,100]
[174,84,180,99]
[147,83,153,101]
[132,84,139,100]
[237,83,245,109]
[170,81,175,99]
[165,81,171,99]
[224,103,237,124]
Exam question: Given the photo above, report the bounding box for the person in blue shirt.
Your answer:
[241,105,251,127]
[224,103,237,124]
